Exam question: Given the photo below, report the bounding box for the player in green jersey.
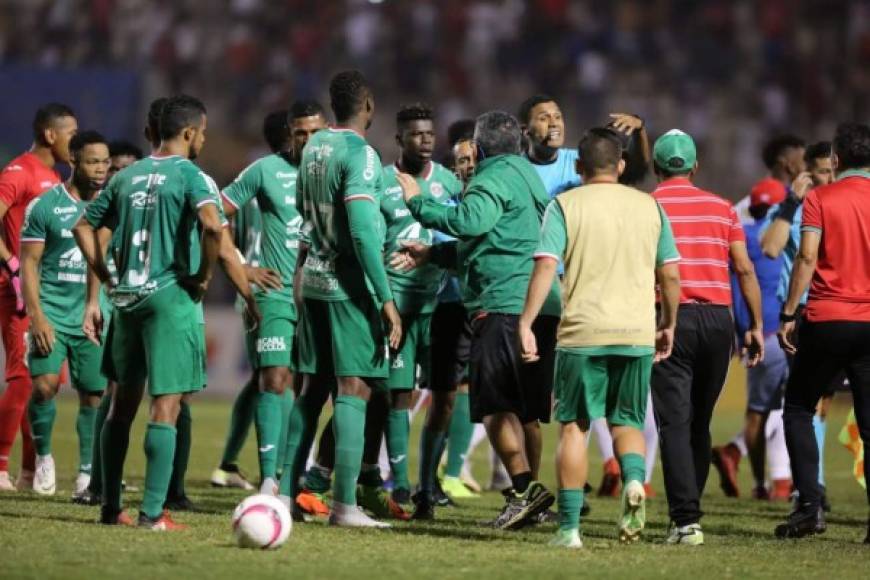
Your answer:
[20,131,110,500]
[379,103,462,505]
[281,70,401,528]
[220,101,327,494]
[74,95,235,530]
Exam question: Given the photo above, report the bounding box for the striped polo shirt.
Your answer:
[653,177,744,305]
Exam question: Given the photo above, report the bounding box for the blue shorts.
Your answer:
[747,334,788,413]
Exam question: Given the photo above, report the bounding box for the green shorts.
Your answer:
[104,283,205,396]
[27,330,107,392]
[297,296,388,381]
[553,349,652,429]
[387,312,431,390]
[247,296,296,370]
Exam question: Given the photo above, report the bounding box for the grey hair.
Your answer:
[473,111,522,157]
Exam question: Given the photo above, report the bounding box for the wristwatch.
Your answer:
[779,309,797,323]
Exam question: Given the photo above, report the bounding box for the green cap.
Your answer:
[653,129,696,174]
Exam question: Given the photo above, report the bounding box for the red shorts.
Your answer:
[0,288,29,383]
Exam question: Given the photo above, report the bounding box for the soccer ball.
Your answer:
[232,494,292,549]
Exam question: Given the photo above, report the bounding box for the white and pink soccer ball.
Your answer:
[232,494,292,549]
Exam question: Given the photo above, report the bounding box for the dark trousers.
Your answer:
[784,319,870,510]
[651,305,733,526]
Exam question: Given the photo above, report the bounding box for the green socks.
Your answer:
[446,392,473,478]
[558,488,583,532]
[89,393,112,494]
[418,426,446,495]
[142,422,177,519]
[101,418,131,512]
[333,395,367,505]
[386,408,410,491]
[167,402,192,499]
[618,453,646,485]
[255,391,283,480]
[276,390,295,475]
[76,405,98,474]
[28,398,56,457]
[220,375,258,468]
[278,392,322,497]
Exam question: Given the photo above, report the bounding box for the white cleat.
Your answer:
[33,456,56,496]
[619,480,646,543]
[0,471,15,491]
[259,477,279,496]
[329,501,392,528]
[549,528,584,549]
[211,467,255,490]
[16,469,35,492]
[71,472,91,500]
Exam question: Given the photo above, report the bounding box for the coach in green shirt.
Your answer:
[396,111,559,530]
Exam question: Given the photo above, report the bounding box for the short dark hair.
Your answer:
[474,111,522,157]
[32,103,75,144]
[290,99,325,121]
[833,122,870,170]
[447,119,476,147]
[263,110,289,153]
[158,95,207,140]
[329,70,369,123]
[578,127,623,175]
[69,130,108,161]
[147,97,168,138]
[108,140,143,160]
[804,141,832,165]
[517,94,556,125]
[396,103,434,129]
[762,134,805,169]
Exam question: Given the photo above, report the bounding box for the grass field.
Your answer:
[0,375,867,580]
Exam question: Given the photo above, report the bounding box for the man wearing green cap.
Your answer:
[651,129,765,546]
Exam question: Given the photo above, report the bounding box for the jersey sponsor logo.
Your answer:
[363,146,376,180]
[386,186,402,198]
[391,354,404,369]
[54,206,78,215]
[430,182,444,197]
[61,228,73,238]
[58,272,86,283]
[130,191,157,209]
[5,164,24,172]
[132,173,166,187]
[59,245,84,269]
[284,196,295,205]
[256,336,287,353]
[40,181,55,189]
[394,208,410,218]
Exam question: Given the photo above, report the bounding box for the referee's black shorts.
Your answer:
[429,301,472,392]
[468,313,557,424]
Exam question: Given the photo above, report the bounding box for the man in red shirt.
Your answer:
[650,129,765,545]
[0,103,77,491]
[776,122,870,543]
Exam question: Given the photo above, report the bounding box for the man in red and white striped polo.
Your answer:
[650,129,765,545]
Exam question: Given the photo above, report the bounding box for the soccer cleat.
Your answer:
[774,505,826,539]
[411,491,435,520]
[138,511,188,531]
[16,469,34,491]
[296,489,330,518]
[549,528,583,549]
[665,523,704,545]
[164,495,197,511]
[460,465,482,493]
[711,444,740,498]
[391,487,411,505]
[618,480,646,543]
[72,489,101,506]
[100,506,135,526]
[329,501,391,528]
[442,475,479,500]
[489,482,555,530]
[74,472,91,494]
[432,478,455,507]
[597,457,621,497]
[752,485,770,500]
[358,484,411,521]
[259,477,278,496]
[769,479,792,501]
[33,455,56,496]
[210,466,255,490]
[643,483,656,498]
[0,471,15,491]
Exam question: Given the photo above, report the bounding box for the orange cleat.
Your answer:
[769,478,793,501]
[139,510,188,531]
[597,458,622,497]
[296,489,330,517]
[100,508,135,527]
[711,443,741,498]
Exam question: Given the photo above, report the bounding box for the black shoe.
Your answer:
[72,490,102,506]
[489,482,555,530]
[774,504,826,539]
[99,505,132,526]
[163,495,197,511]
[432,479,455,507]
[581,497,591,517]
[411,492,435,520]
[820,486,832,513]
[392,487,411,505]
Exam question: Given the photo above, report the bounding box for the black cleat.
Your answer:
[392,487,411,506]
[100,505,134,526]
[581,497,591,517]
[432,480,455,507]
[163,495,197,512]
[72,490,102,506]
[489,482,555,530]
[775,504,826,539]
[411,492,435,521]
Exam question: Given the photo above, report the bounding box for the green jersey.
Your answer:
[21,184,95,335]
[381,162,462,314]
[297,128,392,303]
[222,153,300,302]
[84,154,221,310]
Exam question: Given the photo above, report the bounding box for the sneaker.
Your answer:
[0,471,15,491]
[411,491,435,521]
[432,479,455,507]
[259,477,278,496]
[358,484,411,521]
[72,489,101,506]
[442,475,479,500]
[666,522,704,545]
[33,455,56,496]
[643,483,656,498]
[597,458,621,497]
[489,482,554,530]
[99,506,135,526]
[329,501,391,528]
[138,511,188,531]
[460,465,482,493]
[16,469,35,491]
[549,528,583,549]
[391,487,411,505]
[769,479,792,501]
[752,485,770,500]
[618,480,646,543]
[296,489,330,518]
[164,495,197,511]
[711,444,740,498]
[74,472,90,494]
[774,505,826,539]
[210,466,255,490]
